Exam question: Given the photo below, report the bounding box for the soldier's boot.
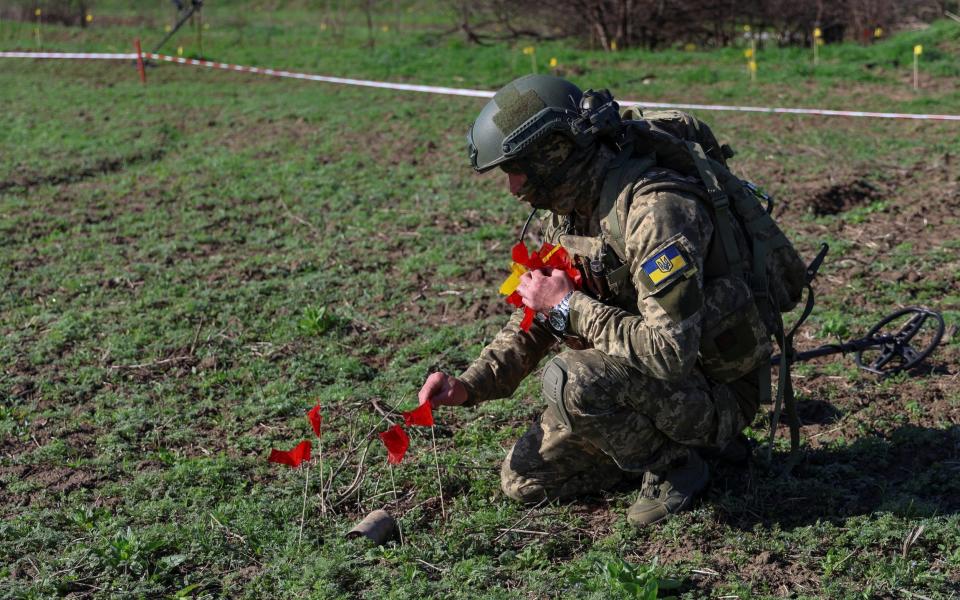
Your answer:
[627,449,709,526]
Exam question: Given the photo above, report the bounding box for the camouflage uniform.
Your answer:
[458,142,763,503]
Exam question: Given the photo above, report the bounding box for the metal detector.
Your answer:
[771,306,946,376]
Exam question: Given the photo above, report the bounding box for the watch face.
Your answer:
[549,310,565,331]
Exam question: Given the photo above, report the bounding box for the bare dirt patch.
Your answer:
[804,177,882,216]
[0,148,167,193]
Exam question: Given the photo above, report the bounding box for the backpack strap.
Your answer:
[685,141,745,279]
[596,152,656,284]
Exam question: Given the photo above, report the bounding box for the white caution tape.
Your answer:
[1,51,137,59]
[142,53,496,98]
[618,99,960,121]
[3,50,959,121]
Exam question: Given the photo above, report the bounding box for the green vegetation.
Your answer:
[1,2,958,598]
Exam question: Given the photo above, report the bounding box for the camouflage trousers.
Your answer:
[501,349,758,503]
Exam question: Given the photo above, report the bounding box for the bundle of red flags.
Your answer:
[499,241,581,331]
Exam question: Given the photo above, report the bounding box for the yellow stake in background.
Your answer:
[34,8,42,48]
[744,47,756,82]
[913,44,923,90]
[522,46,536,73]
[743,25,756,82]
[813,27,822,65]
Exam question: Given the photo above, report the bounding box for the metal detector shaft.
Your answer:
[770,335,892,365]
[151,1,202,55]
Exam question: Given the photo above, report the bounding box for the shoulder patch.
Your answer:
[637,236,703,322]
[641,242,689,287]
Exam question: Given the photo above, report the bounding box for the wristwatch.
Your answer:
[548,291,574,333]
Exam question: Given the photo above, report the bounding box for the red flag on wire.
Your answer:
[269,440,312,468]
[307,403,323,437]
[379,424,409,464]
[403,402,434,427]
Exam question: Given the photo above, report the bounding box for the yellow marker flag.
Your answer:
[549,57,558,68]
[35,8,42,17]
[748,60,758,73]
[813,27,822,38]
[86,13,93,23]
[177,46,184,56]
[914,44,923,56]
[874,27,883,38]
[499,263,528,296]
[744,48,753,59]
[610,40,618,51]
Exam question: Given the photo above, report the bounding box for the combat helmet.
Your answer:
[467,74,623,177]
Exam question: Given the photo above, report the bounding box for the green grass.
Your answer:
[1,3,959,598]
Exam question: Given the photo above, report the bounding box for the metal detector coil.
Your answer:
[771,306,945,376]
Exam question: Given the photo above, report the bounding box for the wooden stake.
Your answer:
[389,461,398,502]
[297,464,310,549]
[318,437,326,516]
[431,426,446,521]
[388,461,403,545]
[134,38,146,85]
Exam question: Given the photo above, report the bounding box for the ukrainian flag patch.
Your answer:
[641,243,689,286]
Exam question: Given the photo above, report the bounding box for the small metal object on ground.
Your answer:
[347,509,396,545]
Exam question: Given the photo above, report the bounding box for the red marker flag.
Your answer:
[379,424,410,464]
[269,440,312,468]
[307,403,323,437]
[403,402,434,427]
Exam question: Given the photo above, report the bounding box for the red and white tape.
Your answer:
[3,50,959,121]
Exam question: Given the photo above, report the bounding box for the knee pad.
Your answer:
[541,358,572,430]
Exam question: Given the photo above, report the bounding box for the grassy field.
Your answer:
[2,2,959,598]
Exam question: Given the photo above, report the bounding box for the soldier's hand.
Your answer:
[418,371,468,409]
[516,267,574,313]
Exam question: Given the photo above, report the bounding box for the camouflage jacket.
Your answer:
[458,158,725,406]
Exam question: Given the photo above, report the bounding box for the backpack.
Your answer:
[598,107,817,459]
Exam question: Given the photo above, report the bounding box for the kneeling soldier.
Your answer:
[418,74,769,525]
